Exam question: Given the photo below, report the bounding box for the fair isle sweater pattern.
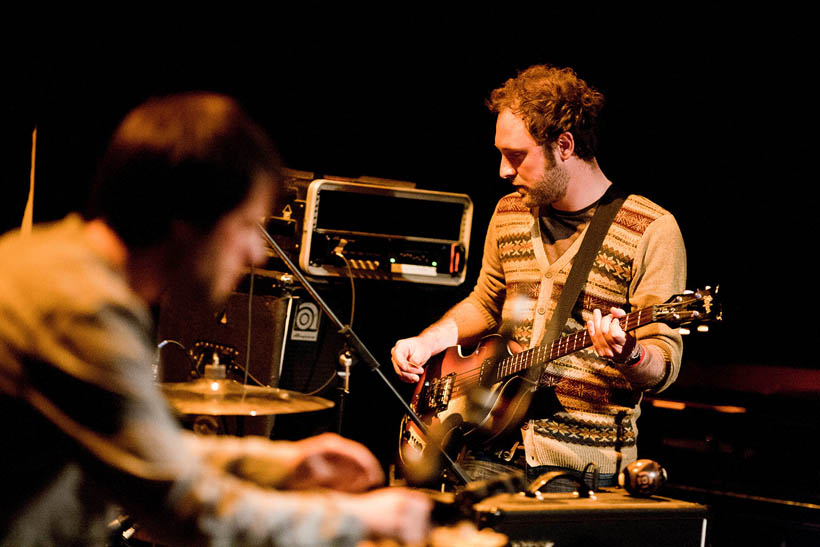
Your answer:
[487,192,677,473]
[495,194,542,346]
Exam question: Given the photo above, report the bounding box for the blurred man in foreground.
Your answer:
[0,93,430,546]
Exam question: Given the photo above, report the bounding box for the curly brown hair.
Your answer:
[488,65,605,161]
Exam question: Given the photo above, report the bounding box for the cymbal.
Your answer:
[159,378,334,416]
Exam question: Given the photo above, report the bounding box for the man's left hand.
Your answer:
[219,432,385,492]
[587,307,637,362]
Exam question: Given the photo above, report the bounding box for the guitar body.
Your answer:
[398,335,535,465]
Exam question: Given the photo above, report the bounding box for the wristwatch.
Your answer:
[609,341,644,368]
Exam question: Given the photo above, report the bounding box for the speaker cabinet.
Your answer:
[157,281,343,439]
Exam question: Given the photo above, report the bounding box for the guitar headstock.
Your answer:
[655,286,722,327]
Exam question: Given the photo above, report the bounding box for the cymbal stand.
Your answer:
[336,347,354,435]
[258,222,471,486]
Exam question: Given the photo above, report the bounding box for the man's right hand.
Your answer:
[390,337,433,383]
[390,308,472,383]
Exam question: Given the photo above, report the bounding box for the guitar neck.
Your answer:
[493,305,657,382]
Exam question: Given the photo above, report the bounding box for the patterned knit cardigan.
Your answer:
[466,191,686,474]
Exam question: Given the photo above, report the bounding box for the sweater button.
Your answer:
[537,307,546,315]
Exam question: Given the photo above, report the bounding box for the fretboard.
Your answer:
[491,305,658,383]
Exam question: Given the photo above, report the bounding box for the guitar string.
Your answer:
[448,329,589,389]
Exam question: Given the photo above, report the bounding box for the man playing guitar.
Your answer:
[392,64,686,490]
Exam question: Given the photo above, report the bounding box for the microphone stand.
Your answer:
[258,222,471,486]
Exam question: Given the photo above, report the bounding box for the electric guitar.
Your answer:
[398,286,721,464]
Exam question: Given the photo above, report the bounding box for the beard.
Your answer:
[517,160,570,208]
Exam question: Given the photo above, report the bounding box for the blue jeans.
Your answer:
[460,451,616,493]
[459,453,521,482]
[525,464,617,493]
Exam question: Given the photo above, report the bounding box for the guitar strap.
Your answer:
[529,184,627,382]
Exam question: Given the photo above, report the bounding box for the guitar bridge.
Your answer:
[421,373,455,413]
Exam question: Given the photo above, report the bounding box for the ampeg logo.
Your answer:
[291,301,320,341]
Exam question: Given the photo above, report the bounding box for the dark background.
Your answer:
[7,8,814,366]
[5,7,819,537]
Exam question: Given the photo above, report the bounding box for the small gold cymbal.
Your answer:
[159,378,334,416]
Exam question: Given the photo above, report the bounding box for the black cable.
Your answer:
[334,250,356,327]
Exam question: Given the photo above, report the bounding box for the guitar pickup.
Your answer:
[423,373,455,413]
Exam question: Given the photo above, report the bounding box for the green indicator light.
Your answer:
[390,258,396,263]
[431,261,438,267]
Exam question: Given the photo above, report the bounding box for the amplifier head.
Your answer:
[299,179,473,286]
